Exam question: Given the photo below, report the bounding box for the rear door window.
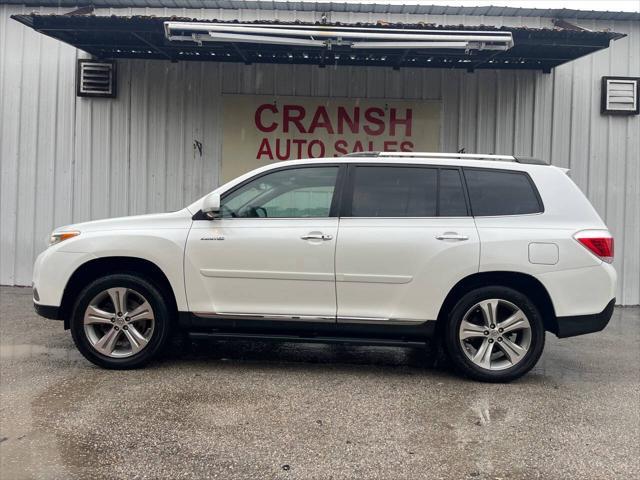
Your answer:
[463,168,543,216]
[347,166,469,217]
[351,166,438,217]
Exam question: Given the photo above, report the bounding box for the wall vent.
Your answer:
[77,60,116,98]
[601,76,639,115]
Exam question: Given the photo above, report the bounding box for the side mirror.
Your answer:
[201,192,221,219]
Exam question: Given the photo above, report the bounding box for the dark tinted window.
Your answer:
[464,169,542,216]
[351,167,437,217]
[439,169,468,216]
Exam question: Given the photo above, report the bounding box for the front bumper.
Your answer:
[34,302,63,320]
[554,298,615,338]
[32,249,95,308]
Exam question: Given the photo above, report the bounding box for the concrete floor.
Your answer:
[0,286,638,480]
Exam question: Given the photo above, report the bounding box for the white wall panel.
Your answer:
[476,70,497,154]
[532,70,553,162]
[514,71,535,156]
[13,13,41,284]
[440,69,461,152]
[0,4,638,304]
[458,72,479,152]
[495,70,516,154]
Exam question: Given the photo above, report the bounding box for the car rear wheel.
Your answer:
[70,274,171,369]
[443,286,545,382]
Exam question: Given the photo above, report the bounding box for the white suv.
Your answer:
[32,152,616,382]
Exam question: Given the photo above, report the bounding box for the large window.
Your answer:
[351,166,438,217]
[464,168,543,216]
[349,166,468,217]
[220,166,338,218]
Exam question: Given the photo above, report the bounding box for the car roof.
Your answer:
[261,154,551,173]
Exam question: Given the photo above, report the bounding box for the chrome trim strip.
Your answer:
[338,316,424,325]
[193,312,336,323]
[193,312,427,325]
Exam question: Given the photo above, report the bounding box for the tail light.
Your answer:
[574,230,614,263]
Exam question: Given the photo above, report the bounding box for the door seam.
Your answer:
[333,216,340,323]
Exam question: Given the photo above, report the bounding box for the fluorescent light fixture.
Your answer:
[351,41,470,49]
[164,22,514,51]
[206,32,324,47]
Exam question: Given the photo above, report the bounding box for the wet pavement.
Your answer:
[0,285,638,479]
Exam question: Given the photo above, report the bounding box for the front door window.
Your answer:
[221,167,338,218]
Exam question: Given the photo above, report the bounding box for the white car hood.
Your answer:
[55,209,193,233]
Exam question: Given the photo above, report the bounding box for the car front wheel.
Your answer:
[70,273,171,369]
[443,286,545,382]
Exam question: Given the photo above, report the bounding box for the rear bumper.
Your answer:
[555,298,615,338]
[535,263,616,318]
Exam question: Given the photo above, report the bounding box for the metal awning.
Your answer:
[12,14,624,72]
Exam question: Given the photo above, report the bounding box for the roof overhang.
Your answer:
[11,14,624,72]
[5,2,640,21]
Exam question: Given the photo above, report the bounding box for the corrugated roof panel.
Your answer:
[1,1,639,20]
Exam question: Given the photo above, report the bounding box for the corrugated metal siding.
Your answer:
[1,4,638,304]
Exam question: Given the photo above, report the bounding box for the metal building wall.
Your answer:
[1,4,638,304]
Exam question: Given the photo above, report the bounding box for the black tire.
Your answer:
[70,273,172,369]
[443,286,545,383]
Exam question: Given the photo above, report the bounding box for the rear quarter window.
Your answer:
[463,168,543,216]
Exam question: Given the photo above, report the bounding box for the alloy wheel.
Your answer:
[458,298,532,371]
[83,287,155,358]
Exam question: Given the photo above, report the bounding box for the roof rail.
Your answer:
[513,156,548,165]
[342,151,548,165]
[342,151,380,157]
[378,151,516,160]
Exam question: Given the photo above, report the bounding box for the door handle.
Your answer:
[435,232,469,241]
[301,233,333,241]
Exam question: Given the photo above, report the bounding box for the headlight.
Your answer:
[49,230,80,247]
